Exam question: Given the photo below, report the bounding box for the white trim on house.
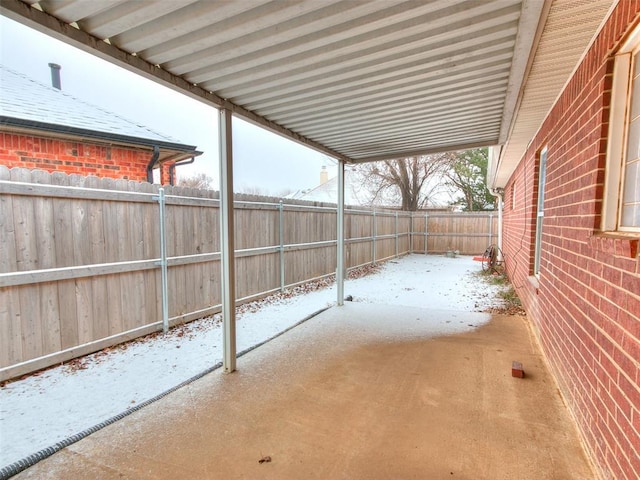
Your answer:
[603,23,640,233]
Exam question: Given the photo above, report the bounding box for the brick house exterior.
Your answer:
[0,65,200,184]
[498,3,640,479]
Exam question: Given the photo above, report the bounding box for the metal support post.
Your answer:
[372,208,377,264]
[424,212,428,254]
[278,200,285,291]
[157,187,169,333]
[496,194,503,262]
[395,211,399,258]
[409,213,413,253]
[337,160,345,306]
[219,109,236,373]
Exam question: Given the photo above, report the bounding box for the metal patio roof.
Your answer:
[0,0,616,186]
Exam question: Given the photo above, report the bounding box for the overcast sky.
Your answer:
[0,16,337,194]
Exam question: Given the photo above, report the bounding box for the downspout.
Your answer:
[146,145,161,183]
[489,188,504,262]
[168,156,195,186]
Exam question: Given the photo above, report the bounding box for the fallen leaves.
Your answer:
[484,305,526,316]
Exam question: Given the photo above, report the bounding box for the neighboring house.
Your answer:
[0,64,201,184]
[286,167,374,206]
[489,5,640,479]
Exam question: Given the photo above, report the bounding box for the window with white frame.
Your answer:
[534,147,547,276]
[603,24,640,233]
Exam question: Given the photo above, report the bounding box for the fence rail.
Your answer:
[0,167,497,381]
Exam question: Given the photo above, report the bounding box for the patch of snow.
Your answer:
[0,254,503,468]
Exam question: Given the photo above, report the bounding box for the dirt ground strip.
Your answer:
[13,303,594,480]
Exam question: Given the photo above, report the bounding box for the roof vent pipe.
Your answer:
[48,63,61,90]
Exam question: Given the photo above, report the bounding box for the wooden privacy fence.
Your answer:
[0,167,497,381]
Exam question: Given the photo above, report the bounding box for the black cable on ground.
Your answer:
[0,304,333,480]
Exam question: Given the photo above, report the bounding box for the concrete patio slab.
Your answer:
[13,303,595,479]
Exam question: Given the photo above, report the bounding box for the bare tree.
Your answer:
[353,154,454,210]
[177,172,214,189]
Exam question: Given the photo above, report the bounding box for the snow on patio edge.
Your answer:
[0,254,508,468]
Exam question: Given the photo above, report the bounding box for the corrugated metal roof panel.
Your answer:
[1,0,615,170]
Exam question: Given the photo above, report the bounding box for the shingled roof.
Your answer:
[0,64,200,162]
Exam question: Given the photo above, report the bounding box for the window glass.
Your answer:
[621,53,640,228]
[631,54,640,118]
[534,148,547,276]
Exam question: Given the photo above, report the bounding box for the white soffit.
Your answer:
[3,0,550,164]
[491,0,617,187]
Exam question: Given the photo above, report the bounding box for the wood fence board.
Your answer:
[106,273,124,336]
[30,174,63,355]
[115,191,136,331]
[347,241,372,268]
[144,269,160,325]
[0,288,22,366]
[53,197,74,267]
[168,264,187,318]
[188,262,203,315]
[118,271,136,332]
[39,282,62,355]
[0,168,499,379]
[128,197,148,328]
[90,276,109,340]
[19,284,42,360]
[131,271,147,329]
[75,277,94,345]
[0,186,17,273]
[56,278,78,351]
[11,183,37,272]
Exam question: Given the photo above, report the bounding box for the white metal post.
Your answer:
[337,160,345,306]
[157,187,169,333]
[372,208,376,264]
[395,211,399,258]
[278,200,285,291]
[424,212,428,254]
[496,192,503,262]
[409,213,413,253]
[219,109,236,373]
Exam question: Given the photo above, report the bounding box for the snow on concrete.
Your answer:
[0,254,504,468]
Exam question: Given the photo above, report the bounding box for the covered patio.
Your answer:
[0,0,624,478]
[12,304,593,479]
[0,0,615,372]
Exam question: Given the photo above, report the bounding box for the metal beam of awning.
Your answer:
[2,0,615,177]
[0,0,351,163]
[0,0,547,164]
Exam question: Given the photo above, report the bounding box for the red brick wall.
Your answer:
[0,132,173,184]
[503,3,640,479]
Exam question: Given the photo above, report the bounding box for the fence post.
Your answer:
[278,200,285,291]
[424,212,428,254]
[372,208,377,264]
[156,187,169,333]
[395,211,399,258]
